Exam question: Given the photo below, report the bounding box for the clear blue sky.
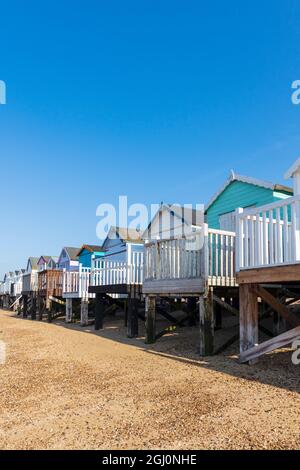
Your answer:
[0,0,300,277]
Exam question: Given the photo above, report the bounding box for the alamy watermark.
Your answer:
[291,80,300,104]
[291,339,300,365]
[96,196,204,241]
[0,80,6,105]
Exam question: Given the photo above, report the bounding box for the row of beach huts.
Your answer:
[2,159,300,364]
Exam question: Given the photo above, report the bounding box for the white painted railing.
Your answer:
[62,266,92,298]
[207,228,236,285]
[144,225,236,286]
[91,252,144,287]
[236,195,300,271]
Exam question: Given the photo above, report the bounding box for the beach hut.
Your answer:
[143,172,293,355]
[89,227,144,336]
[37,255,62,320]
[235,158,300,364]
[22,257,39,319]
[1,272,14,308]
[57,247,80,271]
[62,245,105,325]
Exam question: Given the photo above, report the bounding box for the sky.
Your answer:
[0,0,300,277]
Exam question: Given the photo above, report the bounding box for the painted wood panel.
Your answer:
[206,180,291,229]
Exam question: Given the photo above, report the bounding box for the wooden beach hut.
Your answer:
[22,257,39,319]
[235,159,300,364]
[89,227,144,336]
[62,245,105,325]
[37,255,62,320]
[143,173,293,355]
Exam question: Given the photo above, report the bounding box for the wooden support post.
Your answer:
[214,298,222,329]
[124,299,128,327]
[65,298,73,323]
[187,297,197,326]
[239,283,258,362]
[199,289,214,356]
[23,295,28,319]
[256,285,300,328]
[95,294,105,330]
[31,296,37,320]
[273,311,281,337]
[38,296,43,321]
[127,297,139,338]
[80,298,89,326]
[145,296,156,344]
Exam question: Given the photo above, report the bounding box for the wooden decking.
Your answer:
[237,263,300,284]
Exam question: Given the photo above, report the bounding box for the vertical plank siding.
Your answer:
[22,272,38,293]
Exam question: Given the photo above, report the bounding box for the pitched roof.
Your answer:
[205,171,293,212]
[166,204,203,226]
[64,247,81,261]
[285,157,300,179]
[142,204,204,239]
[77,244,105,257]
[38,256,51,264]
[38,255,58,265]
[106,226,143,244]
[28,257,39,270]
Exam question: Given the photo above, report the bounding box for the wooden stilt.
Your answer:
[95,294,105,330]
[239,283,258,363]
[65,298,73,323]
[80,298,89,326]
[23,295,28,319]
[124,299,128,327]
[199,289,214,356]
[38,296,43,321]
[187,297,197,326]
[31,296,37,320]
[273,311,280,336]
[214,298,222,329]
[145,296,156,344]
[127,296,139,338]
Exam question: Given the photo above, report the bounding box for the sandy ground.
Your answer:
[0,308,300,450]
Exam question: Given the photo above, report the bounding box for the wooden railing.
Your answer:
[38,270,63,296]
[62,267,92,298]
[91,252,144,287]
[236,195,300,271]
[144,226,236,287]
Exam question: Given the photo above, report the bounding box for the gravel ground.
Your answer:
[0,308,300,450]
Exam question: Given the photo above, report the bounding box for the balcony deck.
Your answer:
[89,254,144,295]
[143,227,236,296]
[62,267,94,299]
[236,195,300,285]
